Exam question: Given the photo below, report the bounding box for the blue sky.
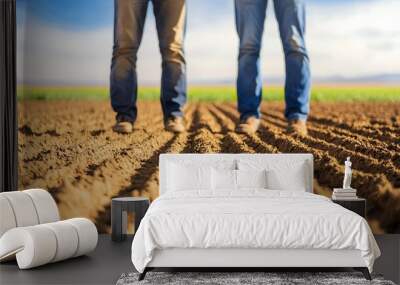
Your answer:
[17,0,113,29]
[16,0,400,85]
[17,0,367,29]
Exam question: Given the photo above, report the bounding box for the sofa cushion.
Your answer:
[0,196,17,237]
[0,192,39,227]
[24,189,59,224]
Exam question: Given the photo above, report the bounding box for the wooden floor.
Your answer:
[0,235,399,285]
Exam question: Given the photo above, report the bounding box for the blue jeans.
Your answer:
[110,0,187,122]
[235,0,311,121]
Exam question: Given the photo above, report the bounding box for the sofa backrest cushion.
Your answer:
[0,189,59,238]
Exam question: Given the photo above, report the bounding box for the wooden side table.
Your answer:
[111,197,149,242]
[332,198,366,218]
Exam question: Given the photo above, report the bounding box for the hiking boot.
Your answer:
[287,119,308,136]
[235,116,260,134]
[164,116,186,133]
[112,117,134,134]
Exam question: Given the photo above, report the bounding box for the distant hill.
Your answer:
[188,74,400,85]
[311,74,400,84]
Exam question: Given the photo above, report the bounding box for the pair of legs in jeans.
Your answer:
[110,0,310,133]
[110,0,186,127]
[235,0,311,124]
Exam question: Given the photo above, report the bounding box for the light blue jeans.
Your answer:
[235,0,311,121]
[110,0,187,123]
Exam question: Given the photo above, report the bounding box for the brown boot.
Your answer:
[112,116,134,134]
[287,119,308,136]
[164,116,186,133]
[235,116,260,134]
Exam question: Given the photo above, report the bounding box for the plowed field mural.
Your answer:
[17,0,400,236]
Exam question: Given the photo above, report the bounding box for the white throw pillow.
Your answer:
[211,169,267,190]
[167,162,212,191]
[212,168,237,190]
[237,169,267,189]
[238,159,308,191]
[265,163,307,191]
[267,163,308,192]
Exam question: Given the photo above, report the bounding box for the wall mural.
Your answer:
[17,0,400,234]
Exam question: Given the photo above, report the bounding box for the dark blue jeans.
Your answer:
[110,0,187,122]
[235,0,311,121]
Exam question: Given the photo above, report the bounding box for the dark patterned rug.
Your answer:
[116,272,395,285]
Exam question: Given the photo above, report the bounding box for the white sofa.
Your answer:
[0,189,98,269]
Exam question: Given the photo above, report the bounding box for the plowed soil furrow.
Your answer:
[304,102,398,121]
[220,105,400,233]
[198,103,223,134]
[307,126,399,167]
[365,125,400,136]
[212,105,264,153]
[264,106,400,150]
[262,110,400,168]
[261,114,400,187]
[243,133,280,154]
[120,104,197,198]
[18,102,164,188]
[183,104,221,153]
[221,132,256,153]
[299,136,400,188]
[20,115,164,163]
[322,125,400,154]
[181,104,203,153]
[261,117,287,130]
[308,115,399,145]
[214,105,280,154]
[208,105,254,153]
[55,130,173,220]
[208,104,236,132]
[20,118,165,191]
[19,117,158,165]
[117,104,197,198]
[18,101,400,233]
[18,101,154,136]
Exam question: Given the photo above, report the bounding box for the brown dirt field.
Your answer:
[18,101,400,234]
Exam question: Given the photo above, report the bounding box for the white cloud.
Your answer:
[18,0,400,85]
[307,0,400,77]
